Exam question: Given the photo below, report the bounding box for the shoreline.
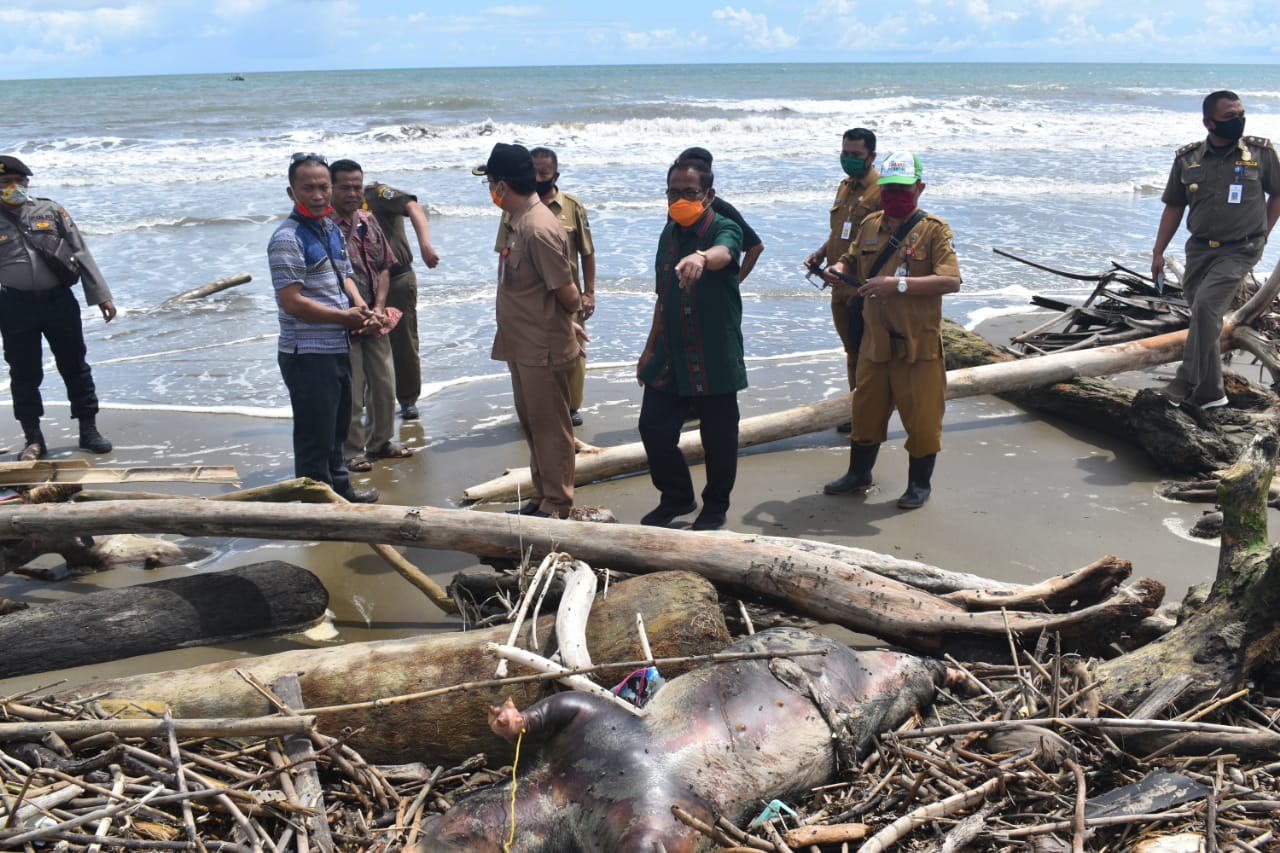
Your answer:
[0,313,1248,692]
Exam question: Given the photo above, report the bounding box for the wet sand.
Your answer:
[0,314,1247,693]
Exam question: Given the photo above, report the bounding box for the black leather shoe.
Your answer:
[836,421,852,433]
[78,425,113,454]
[346,487,380,503]
[640,501,697,527]
[506,501,543,516]
[570,409,584,427]
[400,403,420,420]
[690,510,727,531]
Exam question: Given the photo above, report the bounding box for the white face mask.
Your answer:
[0,185,29,206]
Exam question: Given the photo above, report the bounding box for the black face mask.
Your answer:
[536,179,555,196]
[1212,115,1246,142]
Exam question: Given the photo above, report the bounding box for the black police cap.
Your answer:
[0,156,32,178]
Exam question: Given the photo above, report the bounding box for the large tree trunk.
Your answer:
[1096,430,1280,715]
[0,499,1162,657]
[0,561,328,678]
[80,571,729,764]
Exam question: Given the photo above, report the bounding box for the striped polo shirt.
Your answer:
[268,213,354,354]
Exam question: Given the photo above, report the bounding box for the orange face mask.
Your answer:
[490,188,503,208]
[668,198,706,227]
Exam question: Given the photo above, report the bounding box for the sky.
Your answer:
[0,0,1276,80]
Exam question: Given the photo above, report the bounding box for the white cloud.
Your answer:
[0,5,151,61]
[712,6,799,50]
[965,0,1020,24]
[619,28,708,50]
[484,5,542,16]
[211,0,264,21]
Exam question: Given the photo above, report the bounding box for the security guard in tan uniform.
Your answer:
[495,147,595,426]
[822,151,961,510]
[806,127,881,412]
[1152,89,1280,409]
[0,156,116,461]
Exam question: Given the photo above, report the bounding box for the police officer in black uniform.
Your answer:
[0,156,116,460]
[1152,90,1280,409]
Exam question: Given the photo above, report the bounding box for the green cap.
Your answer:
[877,151,923,185]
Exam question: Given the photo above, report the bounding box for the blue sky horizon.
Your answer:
[0,1,1275,81]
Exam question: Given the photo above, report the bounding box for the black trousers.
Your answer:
[278,350,354,499]
[639,386,739,513]
[0,287,98,425]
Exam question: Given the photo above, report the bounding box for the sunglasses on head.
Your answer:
[291,152,327,165]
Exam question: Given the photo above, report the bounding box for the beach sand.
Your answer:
[0,315,1245,693]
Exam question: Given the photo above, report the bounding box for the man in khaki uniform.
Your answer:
[823,151,961,510]
[476,143,582,518]
[495,147,595,425]
[362,181,440,420]
[806,128,881,413]
[1152,89,1280,409]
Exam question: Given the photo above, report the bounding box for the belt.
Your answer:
[1191,232,1266,249]
[389,262,413,277]
[0,286,65,302]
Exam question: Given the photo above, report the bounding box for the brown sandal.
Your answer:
[18,441,46,462]
[346,456,373,472]
[367,442,413,459]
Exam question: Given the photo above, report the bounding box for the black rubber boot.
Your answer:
[19,419,45,461]
[78,418,113,454]
[897,453,937,509]
[823,442,880,495]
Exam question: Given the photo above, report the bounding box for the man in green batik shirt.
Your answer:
[636,154,744,532]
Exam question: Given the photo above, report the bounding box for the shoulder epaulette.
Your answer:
[1175,140,1201,157]
[1245,135,1273,150]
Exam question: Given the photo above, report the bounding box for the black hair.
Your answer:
[529,147,558,170]
[288,155,328,185]
[667,156,713,190]
[328,158,364,181]
[500,174,537,195]
[1203,90,1240,118]
[843,128,876,152]
[678,146,713,166]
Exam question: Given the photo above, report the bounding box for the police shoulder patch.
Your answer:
[380,186,396,200]
[1245,135,1273,150]
[1175,140,1201,158]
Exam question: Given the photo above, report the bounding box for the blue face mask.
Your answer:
[0,185,29,206]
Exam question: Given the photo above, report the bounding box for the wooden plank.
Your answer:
[0,463,239,486]
[272,674,336,852]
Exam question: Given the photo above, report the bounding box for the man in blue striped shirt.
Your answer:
[268,153,379,502]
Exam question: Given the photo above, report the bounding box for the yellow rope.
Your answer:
[502,727,525,852]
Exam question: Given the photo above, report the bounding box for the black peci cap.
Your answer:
[472,143,535,182]
[0,156,32,178]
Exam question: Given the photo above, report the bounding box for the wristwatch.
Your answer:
[896,277,908,293]
[694,249,708,260]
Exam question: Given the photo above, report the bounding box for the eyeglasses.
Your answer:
[665,187,706,202]
[291,152,327,165]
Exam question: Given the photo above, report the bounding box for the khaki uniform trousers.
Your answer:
[570,309,587,411]
[1176,239,1265,402]
[344,334,396,459]
[386,267,421,407]
[851,354,945,458]
[830,291,859,391]
[508,360,575,516]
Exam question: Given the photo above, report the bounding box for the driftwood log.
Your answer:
[0,499,1162,658]
[79,571,729,764]
[158,273,252,306]
[0,561,328,678]
[1095,430,1280,718]
[463,255,1280,501]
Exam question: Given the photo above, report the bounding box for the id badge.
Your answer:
[840,220,852,240]
[1228,183,1243,204]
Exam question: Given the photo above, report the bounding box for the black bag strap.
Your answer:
[865,209,927,281]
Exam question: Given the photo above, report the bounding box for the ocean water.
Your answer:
[5,62,1280,417]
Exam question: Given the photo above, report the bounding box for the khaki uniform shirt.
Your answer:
[841,211,960,364]
[362,184,417,268]
[0,197,111,304]
[491,196,578,367]
[1162,136,1280,243]
[826,168,882,301]
[496,189,594,290]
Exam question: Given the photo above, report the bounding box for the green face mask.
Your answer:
[841,155,868,178]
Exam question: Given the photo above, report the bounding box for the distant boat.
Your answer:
[228,75,245,81]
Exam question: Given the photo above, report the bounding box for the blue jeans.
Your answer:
[278,350,353,498]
